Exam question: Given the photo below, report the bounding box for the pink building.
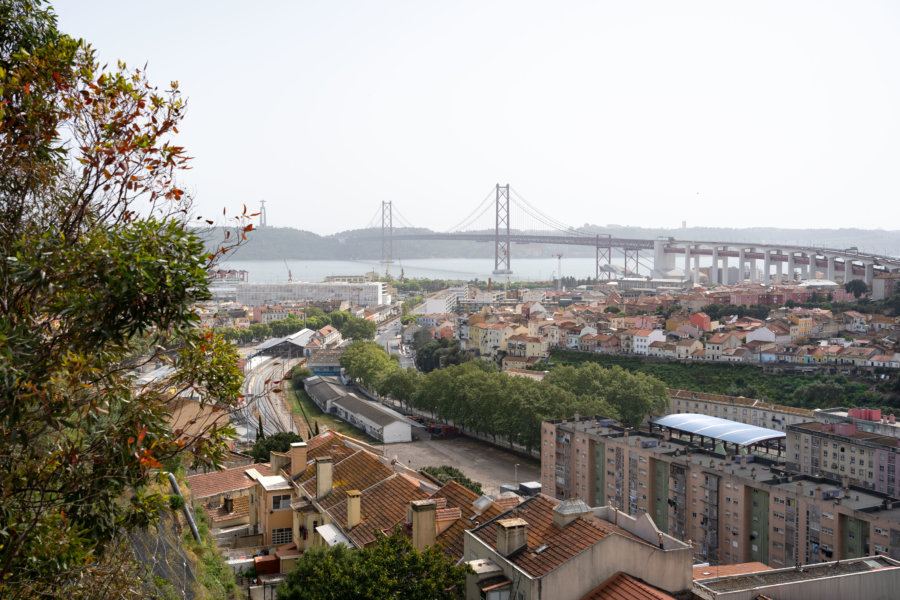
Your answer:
[690,311,712,332]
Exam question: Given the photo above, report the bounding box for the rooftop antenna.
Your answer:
[259,199,267,228]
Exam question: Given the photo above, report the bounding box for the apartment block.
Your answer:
[236,281,389,307]
[787,420,900,496]
[542,416,900,568]
[423,290,458,314]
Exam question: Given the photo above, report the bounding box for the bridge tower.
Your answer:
[381,201,393,277]
[259,199,267,228]
[596,234,612,281]
[493,184,512,275]
[623,246,641,277]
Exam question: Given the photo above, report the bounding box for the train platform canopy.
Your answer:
[650,413,785,447]
[253,329,316,353]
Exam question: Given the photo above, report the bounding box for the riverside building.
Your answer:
[235,281,389,307]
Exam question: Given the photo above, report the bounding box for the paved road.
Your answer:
[384,437,541,496]
[375,314,415,369]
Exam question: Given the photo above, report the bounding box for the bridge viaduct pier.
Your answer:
[653,240,895,286]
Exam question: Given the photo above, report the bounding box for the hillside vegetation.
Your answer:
[548,350,900,412]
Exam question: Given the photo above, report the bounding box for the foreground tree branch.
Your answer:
[0,2,254,596]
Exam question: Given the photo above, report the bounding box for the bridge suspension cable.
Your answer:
[390,204,417,229]
[364,205,383,229]
[445,187,497,233]
[509,187,593,237]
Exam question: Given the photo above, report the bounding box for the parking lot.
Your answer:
[384,437,540,495]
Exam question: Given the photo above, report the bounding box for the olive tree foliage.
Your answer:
[0,2,249,597]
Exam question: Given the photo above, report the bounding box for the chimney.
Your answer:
[496,518,528,557]
[269,451,290,474]
[410,499,436,551]
[290,442,308,475]
[346,490,361,529]
[223,496,234,514]
[316,457,333,498]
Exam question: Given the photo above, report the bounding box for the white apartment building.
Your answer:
[236,281,389,307]
[424,291,458,314]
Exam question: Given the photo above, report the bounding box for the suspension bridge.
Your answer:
[359,184,900,284]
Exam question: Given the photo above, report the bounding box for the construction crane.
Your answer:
[552,253,563,291]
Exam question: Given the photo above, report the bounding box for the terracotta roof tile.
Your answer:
[298,450,395,508]
[306,430,340,450]
[436,502,505,561]
[471,495,647,578]
[185,463,272,499]
[307,436,360,464]
[209,495,250,522]
[330,474,430,547]
[436,507,462,521]
[580,572,676,600]
[430,480,479,511]
[492,496,522,510]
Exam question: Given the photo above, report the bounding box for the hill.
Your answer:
[201,225,900,261]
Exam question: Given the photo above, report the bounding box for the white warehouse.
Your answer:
[304,376,412,443]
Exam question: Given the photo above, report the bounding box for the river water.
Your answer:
[221,257,620,283]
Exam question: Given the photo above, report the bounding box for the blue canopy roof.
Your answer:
[651,413,785,447]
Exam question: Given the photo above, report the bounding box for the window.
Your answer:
[272,494,292,511]
[272,527,292,544]
[481,586,511,600]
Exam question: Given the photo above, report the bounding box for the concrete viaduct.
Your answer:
[654,240,900,285]
[380,230,900,284]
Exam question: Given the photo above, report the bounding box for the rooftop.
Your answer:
[580,572,676,600]
[693,562,772,581]
[185,463,272,499]
[330,393,410,427]
[696,556,899,593]
[469,495,655,579]
[651,413,786,447]
[257,475,292,492]
[208,495,250,523]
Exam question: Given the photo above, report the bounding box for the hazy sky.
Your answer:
[54,1,900,235]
